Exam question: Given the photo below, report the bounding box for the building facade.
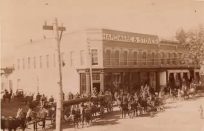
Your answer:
[10,28,200,98]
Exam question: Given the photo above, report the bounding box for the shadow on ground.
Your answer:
[60,111,121,130]
[61,109,162,130]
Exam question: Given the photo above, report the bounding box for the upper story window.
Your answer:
[147,52,151,65]
[155,53,159,64]
[114,50,119,65]
[167,53,171,64]
[22,58,25,69]
[123,51,128,65]
[33,57,36,69]
[70,51,73,67]
[161,52,165,65]
[142,52,147,65]
[39,56,42,68]
[91,49,98,65]
[80,50,85,66]
[178,53,182,64]
[46,55,49,68]
[27,57,30,69]
[17,59,20,70]
[151,52,155,65]
[70,51,74,67]
[105,50,111,65]
[133,52,138,65]
[53,54,56,67]
[173,53,177,64]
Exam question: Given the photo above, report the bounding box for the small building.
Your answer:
[10,28,200,98]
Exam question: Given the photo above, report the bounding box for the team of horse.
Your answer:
[114,87,164,119]
[62,95,113,128]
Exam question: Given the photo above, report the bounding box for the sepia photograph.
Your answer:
[0,0,204,131]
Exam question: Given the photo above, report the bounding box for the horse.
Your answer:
[103,94,113,113]
[1,116,27,131]
[82,105,92,127]
[71,106,81,128]
[138,91,149,114]
[1,109,27,131]
[36,107,48,129]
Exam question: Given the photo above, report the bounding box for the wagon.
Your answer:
[48,94,112,125]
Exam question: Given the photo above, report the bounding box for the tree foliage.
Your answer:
[176,28,187,44]
[176,25,204,65]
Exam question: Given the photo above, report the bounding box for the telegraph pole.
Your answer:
[87,40,93,95]
[43,18,65,131]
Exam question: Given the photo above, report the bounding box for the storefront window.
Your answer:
[80,73,86,94]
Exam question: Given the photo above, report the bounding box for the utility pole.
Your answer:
[87,40,93,95]
[43,18,66,131]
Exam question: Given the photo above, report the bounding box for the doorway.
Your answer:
[93,83,100,94]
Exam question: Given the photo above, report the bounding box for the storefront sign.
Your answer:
[103,31,159,44]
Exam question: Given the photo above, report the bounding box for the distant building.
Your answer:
[9,28,200,98]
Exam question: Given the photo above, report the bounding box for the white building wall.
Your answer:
[9,29,104,98]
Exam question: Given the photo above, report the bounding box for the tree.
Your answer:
[176,25,204,65]
[176,28,187,44]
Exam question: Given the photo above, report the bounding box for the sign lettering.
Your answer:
[103,33,159,44]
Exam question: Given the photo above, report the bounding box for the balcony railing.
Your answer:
[103,58,199,68]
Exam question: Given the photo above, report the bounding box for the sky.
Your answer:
[0,0,204,67]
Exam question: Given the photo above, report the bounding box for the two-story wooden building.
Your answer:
[78,29,200,95]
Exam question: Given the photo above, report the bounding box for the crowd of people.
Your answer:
[167,78,201,100]
[1,77,202,130]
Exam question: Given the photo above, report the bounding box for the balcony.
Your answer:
[103,58,200,69]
